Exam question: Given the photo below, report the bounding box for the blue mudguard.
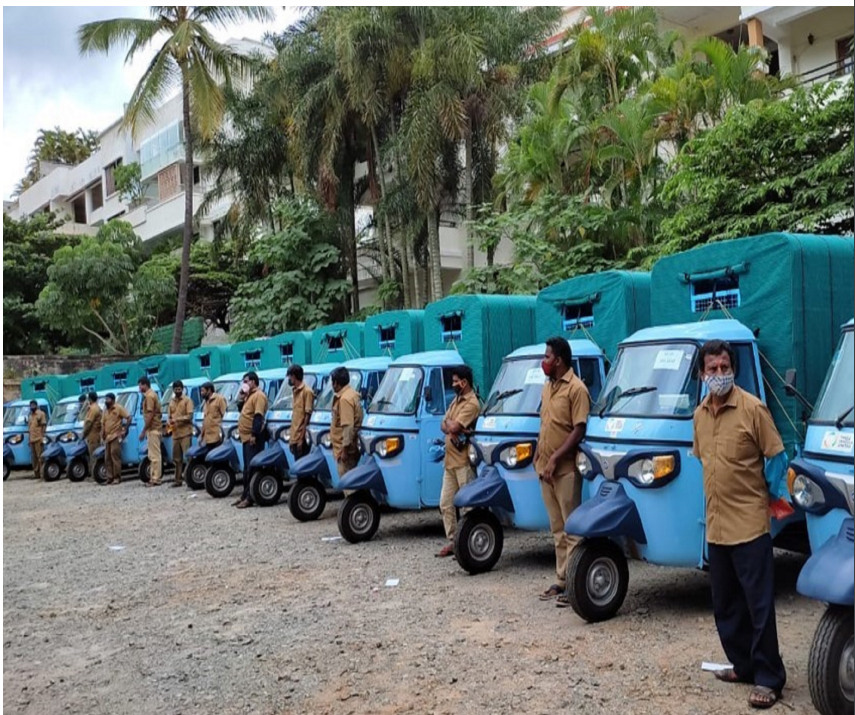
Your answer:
[205,440,240,471]
[65,440,89,459]
[338,457,387,495]
[290,446,331,483]
[454,466,514,511]
[186,442,211,459]
[93,445,106,460]
[251,442,288,471]
[565,481,647,544]
[42,441,67,464]
[797,518,854,607]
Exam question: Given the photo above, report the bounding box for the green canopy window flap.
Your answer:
[439,312,464,343]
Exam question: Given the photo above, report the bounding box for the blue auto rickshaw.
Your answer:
[452,341,606,573]
[284,357,391,518]
[244,362,339,507]
[202,368,288,498]
[91,385,161,483]
[786,319,853,715]
[138,377,207,482]
[3,443,12,481]
[41,395,106,482]
[2,398,52,476]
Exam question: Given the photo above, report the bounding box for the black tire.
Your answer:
[138,457,151,483]
[249,469,283,507]
[566,538,629,623]
[4,460,11,481]
[808,605,854,715]
[454,509,504,575]
[67,458,88,483]
[288,478,327,522]
[93,458,107,484]
[337,491,381,543]
[42,459,63,482]
[205,465,236,499]
[185,458,207,490]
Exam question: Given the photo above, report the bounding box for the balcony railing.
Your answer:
[795,57,853,87]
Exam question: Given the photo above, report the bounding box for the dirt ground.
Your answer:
[3,468,826,715]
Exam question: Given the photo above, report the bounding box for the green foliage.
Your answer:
[15,127,100,196]
[658,78,855,255]
[113,162,146,207]
[2,212,77,354]
[228,199,351,340]
[35,221,175,355]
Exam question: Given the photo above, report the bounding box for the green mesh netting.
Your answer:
[150,317,205,354]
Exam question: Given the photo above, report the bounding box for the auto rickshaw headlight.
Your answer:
[59,431,79,443]
[320,432,332,449]
[6,434,24,445]
[192,424,201,438]
[576,451,591,478]
[376,436,402,458]
[468,443,480,467]
[229,427,240,441]
[629,455,676,487]
[791,473,825,511]
[500,442,533,469]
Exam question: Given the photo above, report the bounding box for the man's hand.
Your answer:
[542,456,558,485]
[250,436,256,446]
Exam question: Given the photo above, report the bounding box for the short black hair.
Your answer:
[87,391,98,403]
[243,371,259,386]
[138,376,151,388]
[451,364,473,387]
[29,400,38,407]
[105,392,116,402]
[330,366,350,388]
[287,364,304,381]
[545,336,573,367]
[201,381,215,392]
[172,379,184,389]
[78,394,87,402]
[698,340,736,372]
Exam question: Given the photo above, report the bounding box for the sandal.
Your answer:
[714,667,749,684]
[555,594,573,608]
[539,584,563,601]
[748,686,780,709]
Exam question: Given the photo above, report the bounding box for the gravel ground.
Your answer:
[4,468,825,715]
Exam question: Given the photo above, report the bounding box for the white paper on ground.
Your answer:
[385,578,400,587]
[321,536,343,542]
[701,662,732,672]
[108,545,125,551]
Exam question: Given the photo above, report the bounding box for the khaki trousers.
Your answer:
[337,453,359,496]
[105,439,123,483]
[540,468,582,587]
[172,435,191,484]
[87,436,100,478]
[147,431,162,484]
[30,440,43,479]
[440,464,475,541]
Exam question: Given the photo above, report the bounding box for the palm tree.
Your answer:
[79,6,273,353]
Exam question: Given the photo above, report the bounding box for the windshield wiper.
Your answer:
[485,388,523,414]
[597,385,658,418]
[835,405,854,429]
[373,398,394,406]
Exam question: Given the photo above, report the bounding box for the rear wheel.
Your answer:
[566,538,629,623]
[808,605,854,715]
[337,491,381,543]
[205,465,236,499]
[288,478,326,522]
[43,459,63,482]
[67,458,88,483]
[93,458,107,484]
[185,458,207,490]
[3,460,10,481]
[249,469,283,507]
[138,457,151,483]
[454,509,504,575]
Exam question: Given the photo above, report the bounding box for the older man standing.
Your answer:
[234,372,268,509]
[138,377,163,487]
[27,400,47,480]
[81,391,102,478]
[168,380,195,487]
[101,393,130,485]
[330,366,362,487]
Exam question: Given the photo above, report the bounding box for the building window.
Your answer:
[193,165,201,185]
[71,195,86,224]
[104,159,122,196]
[90,182,103,211]
[140,122,183,179]
[562,302,595,332]
[837,36,854,76]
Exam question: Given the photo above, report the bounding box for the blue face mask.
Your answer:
[705,373,735,397]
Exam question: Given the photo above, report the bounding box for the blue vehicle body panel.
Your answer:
[290,447,332,486]
[566,480,648,545]
[337,457,387,495]
[796,519,854,606]
[453,466,514,513]
[205,440,241,472]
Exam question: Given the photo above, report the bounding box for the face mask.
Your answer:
[452,385,463,396]
[706,373,735,397]
[541,360,554,378]
[288,378,295,388]
[240,382,250,395]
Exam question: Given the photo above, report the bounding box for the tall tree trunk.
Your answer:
[367,128,390,284]
[172,73,193,354]
[389,111,418,308]
[407,239,423,307]
[400,233,412,308]
[370,126,395,286]
[463,126,475,272]
[339,160,360,315]
[426,207,443,302]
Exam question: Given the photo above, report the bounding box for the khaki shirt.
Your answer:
[535,369,590,477]
[289,383,314,446]
[28,409,47,441]
[693,386,784,546]
[443,391,481,469]
[82,403,102,443]
[238,388,268,443]
[331,385,363,461]
[102,404,131,444]
[202,393,228,444]
[168,395,195,440]
[142,389,162,433]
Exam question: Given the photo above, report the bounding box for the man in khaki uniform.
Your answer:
[330,366,363,485]
[27,400,47,480]
[534,336,590,605]
[200,382,227,447]
[234,371,269,509]
[287,364,314,460]
[692,339,788,709]
[101,393,130,485]
[168,380,194,487]
[81,391,102,477]
[436,365,481,557]
[138,377,163,487]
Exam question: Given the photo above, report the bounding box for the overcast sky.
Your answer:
[1,6,299,201]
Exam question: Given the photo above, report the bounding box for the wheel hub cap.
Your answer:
[47,464,59,478]
[587,557,619,606]
[72,463,85,477]
[469,525,495,560]
[351,504,372,533]
[213,472,230,490]
[299,487,319,511]
[191,466,205,484]
[842,635,854,702]
[260,477,277,499]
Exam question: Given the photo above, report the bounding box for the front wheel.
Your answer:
[288,478,327,522]
[138,457,151,483]
[43,459,63,482]
[566,538,629,623]
[249,470,283,507]
[205,465,236,499]
[93,458,108,484]
[808,605,854,715]
[337,491,380,543]
[454,509,504,575]
[67,457,88,482]
[185,458,207,491]
[3,460,10,481]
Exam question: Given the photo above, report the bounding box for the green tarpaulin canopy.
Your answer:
[364,310,425,358]
[311,322,364,364]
